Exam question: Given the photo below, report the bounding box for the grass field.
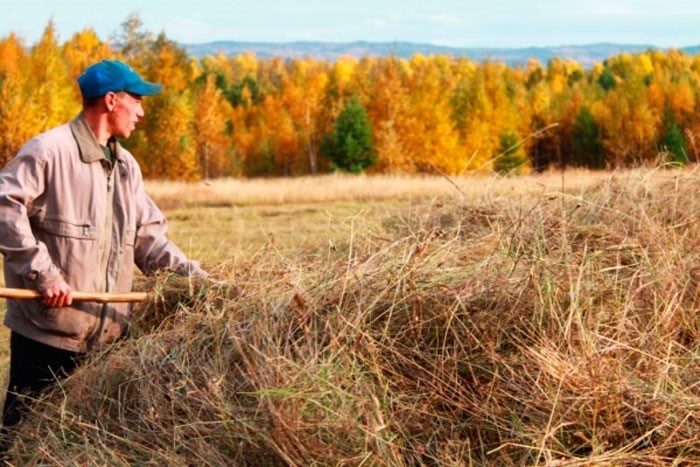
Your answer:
[2,167,700,465]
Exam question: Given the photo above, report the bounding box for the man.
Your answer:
[0,60,207,448]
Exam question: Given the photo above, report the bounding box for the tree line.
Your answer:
[1,15,699,179]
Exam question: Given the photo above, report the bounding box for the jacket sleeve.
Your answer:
[0,146,64,291]
[131,164,207,278]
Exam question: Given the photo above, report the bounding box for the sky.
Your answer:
[2,0,700,49]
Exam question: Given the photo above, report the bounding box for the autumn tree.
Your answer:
[193,73,234,178]
[27,21,79,134]
[112,13,153,73]
[594,54,658,167]
[326,56,360,104]
[280,59,329,174]
[366,57,411,172]
[0,33,30,165]
[260,95,299,176]
[63,29,115,82]
[139,91,199,180]
[401,55,462,173]
[221,75,260,108]
[145,33,195,93]
[128,32,199,179]
[453,60,522,171]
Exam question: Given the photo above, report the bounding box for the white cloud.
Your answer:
[534,0,700,19]
[366,18,388,29]
[168,17,208,28]
[425,14,461,25]
[156,16,212,43]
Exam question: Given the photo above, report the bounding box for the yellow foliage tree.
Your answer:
[0,33,31,165]
[364,57,412,172]
[257,95,299,176]
[63,29,115,85]
[456,61,523,171]
[281,59,329,174]
[146,33,195,93]
[193,74,234,178]
[139,91,199,180]
[399,55,463,173]
[599,80,657,166]
[26,21,79,134]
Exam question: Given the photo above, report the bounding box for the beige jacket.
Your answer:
[0,114,206,352]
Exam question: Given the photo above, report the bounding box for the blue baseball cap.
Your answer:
[77,60,163,98]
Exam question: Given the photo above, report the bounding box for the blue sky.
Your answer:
[2,0,700,48]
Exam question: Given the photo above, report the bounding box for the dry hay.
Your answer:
[6,167,700,465]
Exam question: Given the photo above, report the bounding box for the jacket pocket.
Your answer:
[34,218,97,240]
[33,303,99,340]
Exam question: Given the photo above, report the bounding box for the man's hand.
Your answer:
[41,279,73,307]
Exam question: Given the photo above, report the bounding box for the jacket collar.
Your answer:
[70,113,123,164]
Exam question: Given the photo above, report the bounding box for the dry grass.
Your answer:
[144,170,605,210]
[5,166,700,465]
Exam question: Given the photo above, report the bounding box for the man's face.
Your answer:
[107,92,145,139]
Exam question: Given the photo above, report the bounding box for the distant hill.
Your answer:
[181,41,700,68]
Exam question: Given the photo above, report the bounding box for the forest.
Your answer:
[1,15,699,180]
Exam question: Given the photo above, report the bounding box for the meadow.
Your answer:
[2,168,700,465]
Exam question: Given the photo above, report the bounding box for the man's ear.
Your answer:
[104,92,117,112]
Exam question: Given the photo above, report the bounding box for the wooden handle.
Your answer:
[0,287,148,303]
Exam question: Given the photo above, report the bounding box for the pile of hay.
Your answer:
[7,168,700,465]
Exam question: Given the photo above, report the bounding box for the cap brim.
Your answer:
[126,81,163,96]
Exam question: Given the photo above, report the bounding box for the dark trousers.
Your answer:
[0,332,84,453]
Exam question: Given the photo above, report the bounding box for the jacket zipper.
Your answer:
[90,163,116,347]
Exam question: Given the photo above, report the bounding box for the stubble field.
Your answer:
[2,168,700,465]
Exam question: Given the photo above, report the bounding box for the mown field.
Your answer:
[2,168,700,465]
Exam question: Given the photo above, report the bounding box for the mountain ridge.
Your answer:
[182,40,700,68]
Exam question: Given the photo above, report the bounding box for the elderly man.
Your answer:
[0,60,206,449]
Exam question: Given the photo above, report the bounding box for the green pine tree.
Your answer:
[572,106,605,169]
[661,109,688,165]
[322,95,376,173]
[598,68,616,91]
[493,132,528,175]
